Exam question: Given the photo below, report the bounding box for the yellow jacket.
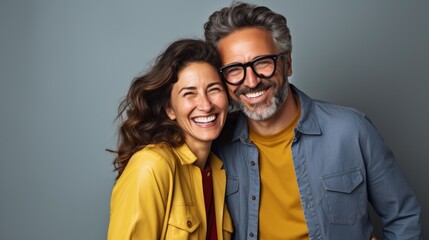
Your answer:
[107,143,233,239]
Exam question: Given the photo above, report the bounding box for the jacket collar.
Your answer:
[232,84,322,142]
[172,144,224,170]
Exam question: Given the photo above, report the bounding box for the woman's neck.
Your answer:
[186,141,211,169]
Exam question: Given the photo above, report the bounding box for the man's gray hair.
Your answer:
[204,2,292,53]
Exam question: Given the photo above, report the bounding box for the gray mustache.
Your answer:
[236,80,275,96]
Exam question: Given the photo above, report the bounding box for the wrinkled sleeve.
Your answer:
[107,150,175,240]
[363,116,422,239]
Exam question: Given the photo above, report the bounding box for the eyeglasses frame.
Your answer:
[219,52,288,86]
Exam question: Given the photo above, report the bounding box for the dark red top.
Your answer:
[201,168,217,240]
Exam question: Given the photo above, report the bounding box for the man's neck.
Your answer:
[248,88,299,136]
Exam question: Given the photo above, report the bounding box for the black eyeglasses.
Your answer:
[219,53,287,86]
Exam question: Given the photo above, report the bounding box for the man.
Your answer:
[205,2,422,239]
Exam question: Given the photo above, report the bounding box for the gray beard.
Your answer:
[233,77,289,121]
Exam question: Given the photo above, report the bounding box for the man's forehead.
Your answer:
[217,27,278,65]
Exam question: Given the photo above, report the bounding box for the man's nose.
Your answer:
[243,66,260,88]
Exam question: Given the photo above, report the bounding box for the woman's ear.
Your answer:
[164,105,176,120]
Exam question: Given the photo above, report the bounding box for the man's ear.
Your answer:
[286,52,292,76]
[164,105,176,120]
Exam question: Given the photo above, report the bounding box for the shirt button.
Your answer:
[251,195,256,200]
[187,220,192,227]
[249,232,254,237]
[251,161,255,166]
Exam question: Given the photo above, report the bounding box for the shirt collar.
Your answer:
[292,84,322,135]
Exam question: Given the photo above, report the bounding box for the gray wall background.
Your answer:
[1,0,427,239]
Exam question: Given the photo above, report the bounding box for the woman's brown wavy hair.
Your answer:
[112,39,221,179]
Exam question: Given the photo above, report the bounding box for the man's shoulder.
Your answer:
[309,99,369,131]
[220,111,240,139]
[213,111,240,150]
[312,99,365,118]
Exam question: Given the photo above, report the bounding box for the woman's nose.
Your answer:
[197,94,213,111]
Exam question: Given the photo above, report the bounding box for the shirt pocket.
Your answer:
[225,177,240,227]
[226,177,239,196]
[166,205,201,239]
[321,168,366,225]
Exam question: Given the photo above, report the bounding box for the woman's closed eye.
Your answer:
[208,86,223,94]
[181,90,197,97]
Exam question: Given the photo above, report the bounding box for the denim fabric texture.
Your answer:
[213,85,421,240]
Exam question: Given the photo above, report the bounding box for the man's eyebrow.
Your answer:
[224,54,272,66]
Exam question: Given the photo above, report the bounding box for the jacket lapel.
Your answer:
[210,153,227,239]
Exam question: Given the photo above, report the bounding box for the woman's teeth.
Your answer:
[194,115,216,123]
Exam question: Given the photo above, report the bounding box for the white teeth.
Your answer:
[194,115,216,123]
[245,90,265,98]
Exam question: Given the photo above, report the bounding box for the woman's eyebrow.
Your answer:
[178,86,197,94]
[207,82,223,88]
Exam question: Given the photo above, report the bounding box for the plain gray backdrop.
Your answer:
[1,0,427,239]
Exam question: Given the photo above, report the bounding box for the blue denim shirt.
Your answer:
[213,85,421,240]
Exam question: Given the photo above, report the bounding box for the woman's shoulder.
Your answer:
[124,144,178,176]
[111,144,179,206]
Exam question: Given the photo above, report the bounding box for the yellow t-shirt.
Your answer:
[249,109,309,240]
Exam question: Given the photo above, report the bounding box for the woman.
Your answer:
[107,39,233,239]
